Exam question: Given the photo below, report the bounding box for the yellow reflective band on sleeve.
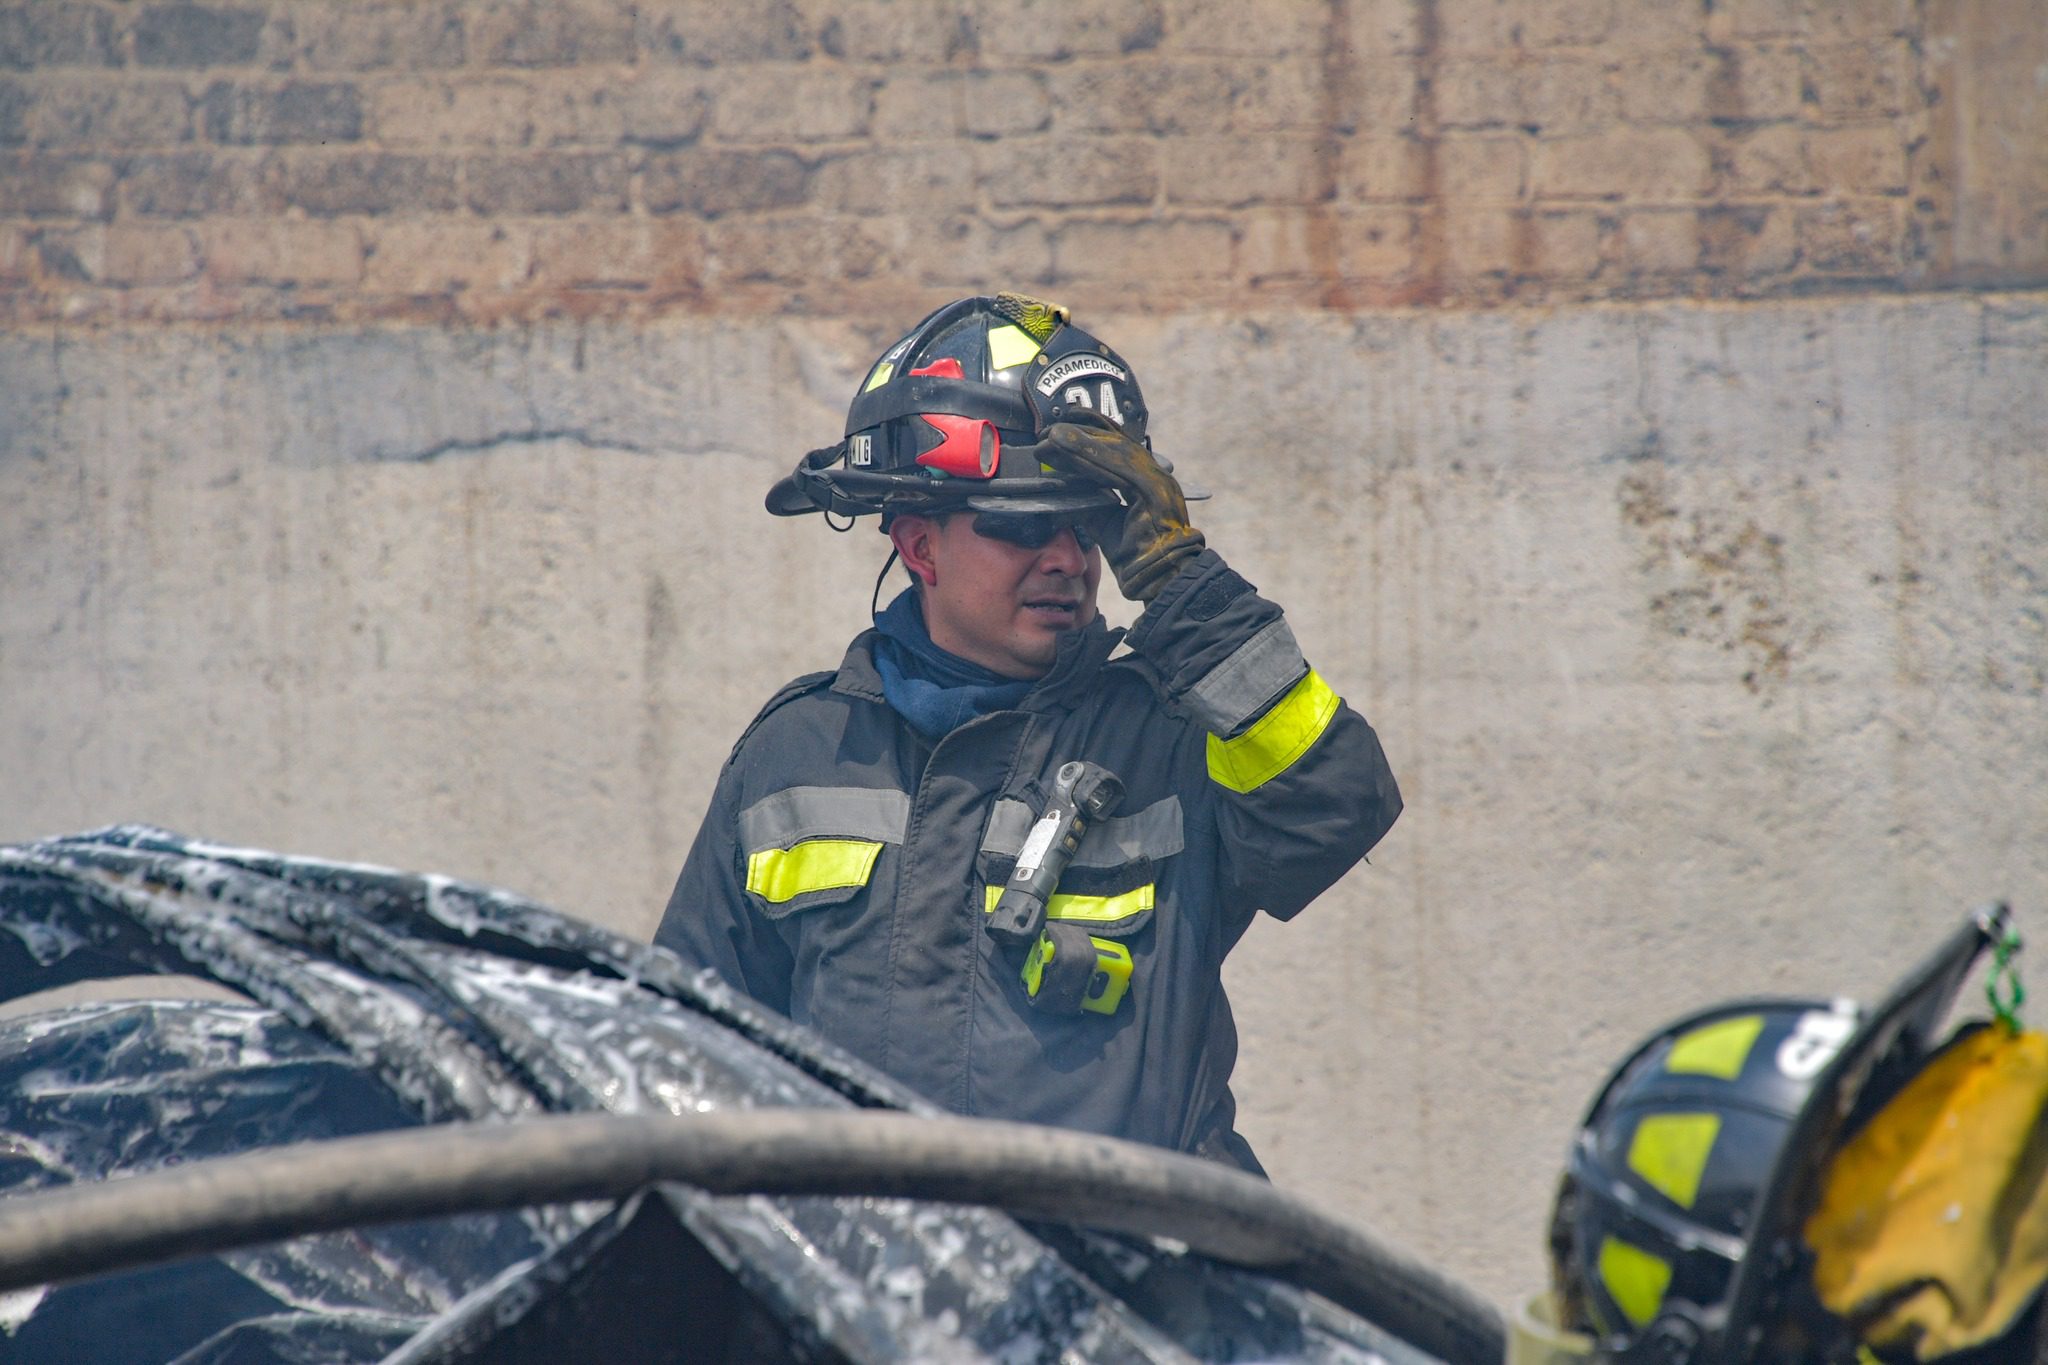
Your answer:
[1205,669,1341,794]
[986,324,1040,370]
[745,839,883,904]
[862,361,894,393]
[1627,1112,1722,1210]
[982,883,1155,924]
[1598,1236,1673,1327]
[1666,1014,1765,1080]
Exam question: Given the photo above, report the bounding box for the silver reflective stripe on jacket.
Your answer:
[1184,618,1308,738]
[982,795,1185,868]
[739,785,912,850]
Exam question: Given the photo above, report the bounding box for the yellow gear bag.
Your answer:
[1805,1025,2048,1360]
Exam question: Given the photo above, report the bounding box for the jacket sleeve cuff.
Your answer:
[1124,549,1304,738]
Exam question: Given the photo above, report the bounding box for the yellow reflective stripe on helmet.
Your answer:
[982,883,1154,924]
[745,839,883,904]
[862,361,894,393]
[986,324,1040,370]
[1667,1014,1765,1079]
[1627,1112,1722,1210]
[1205,670,1341,794]
[1598,1236,1673,1327]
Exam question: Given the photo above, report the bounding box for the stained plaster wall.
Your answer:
[5,290,2043,1301]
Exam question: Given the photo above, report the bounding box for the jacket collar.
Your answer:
[1022,616,1121,711]
[831,619,1121,712]
[831,629,889,703]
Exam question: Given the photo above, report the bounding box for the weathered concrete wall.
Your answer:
[5,291,2043,1299]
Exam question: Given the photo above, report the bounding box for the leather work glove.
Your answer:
[1041,419,1205,603]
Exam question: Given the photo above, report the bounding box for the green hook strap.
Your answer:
[1987,923,2026,1032]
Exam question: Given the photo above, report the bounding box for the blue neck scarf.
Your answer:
[871,590,1034,740]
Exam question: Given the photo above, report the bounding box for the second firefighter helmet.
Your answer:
[768,293,1147,520]
[1549,998,1863,1360]
[1544,908,2014,1365]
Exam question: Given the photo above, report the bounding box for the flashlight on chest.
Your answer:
[986,761,1125,950]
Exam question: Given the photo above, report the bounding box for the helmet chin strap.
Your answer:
[870,548,903,623]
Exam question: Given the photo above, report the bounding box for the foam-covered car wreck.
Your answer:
[0,827,1501,1365]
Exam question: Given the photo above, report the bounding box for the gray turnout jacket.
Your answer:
[655,550,1400,1166]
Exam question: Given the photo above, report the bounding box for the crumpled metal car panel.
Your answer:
[0,998,543,1364]
[0,826,1438,1363]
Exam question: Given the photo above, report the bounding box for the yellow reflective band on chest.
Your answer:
[986,324,1041,370]
[1598,1236,1673,1327]
[746,839,883,903]
[1628,1112,1722,1210]
[1666,1014,1764,1079]
[1205,669,1341,794]
[982,882,1154,923]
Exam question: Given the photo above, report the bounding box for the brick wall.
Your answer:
[1,0,2041,324]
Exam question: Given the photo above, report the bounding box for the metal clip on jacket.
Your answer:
[987,761,1133,1017]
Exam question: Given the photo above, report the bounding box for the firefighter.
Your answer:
[654,294,1401,1172]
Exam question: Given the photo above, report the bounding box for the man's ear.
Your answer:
[888,514,940,587]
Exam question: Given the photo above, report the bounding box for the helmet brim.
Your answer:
[765,471,820,517]
[957,485,1124,516]
[768,470,1204,519]
[766,454,1135,520]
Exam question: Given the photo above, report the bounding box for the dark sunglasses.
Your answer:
[970,509,1118,552]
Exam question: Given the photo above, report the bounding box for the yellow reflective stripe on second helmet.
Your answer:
[1598,1236,1673,1327]
[1627,1112,1722,1209]
[1205,670,1341,794]
[745,839,883,903]
[1666,1013,1765,1079]
[982,883,1154,924]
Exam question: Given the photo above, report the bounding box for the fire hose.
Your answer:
[0,1108,1506,1363]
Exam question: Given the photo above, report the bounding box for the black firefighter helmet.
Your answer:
[1552,998,1859,1359]
[1547,908,2010,1365]
[767,293,1148,520]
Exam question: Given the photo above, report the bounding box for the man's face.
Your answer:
[889,511,1103,680]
